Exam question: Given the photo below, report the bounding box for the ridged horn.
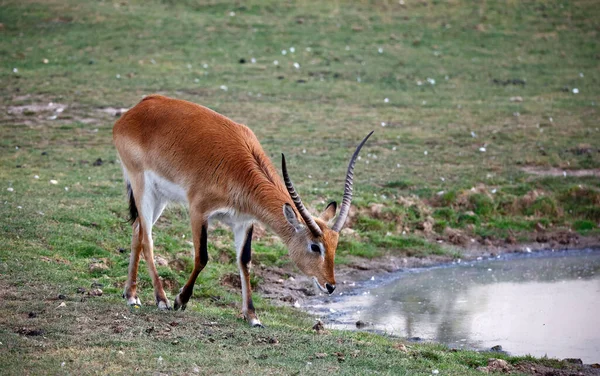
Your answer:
[332,131,374,232]
[281,153,323,237]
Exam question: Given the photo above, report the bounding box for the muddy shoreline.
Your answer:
[254,232,600,309]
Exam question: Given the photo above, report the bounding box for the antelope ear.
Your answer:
[319,201,337,222]
[283,203,303,232]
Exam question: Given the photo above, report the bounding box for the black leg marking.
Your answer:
[241,225,253,266]
[127,182,138,224]
[199,224,209,268]
[174,224,209,311]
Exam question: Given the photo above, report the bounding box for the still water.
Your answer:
[307,249,600,363]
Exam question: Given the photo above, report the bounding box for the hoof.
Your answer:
[157,300,171,311]
[249,318,264,328]
[125,295,141,307]
[173,294,187,311]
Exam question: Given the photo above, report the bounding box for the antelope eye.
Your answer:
[310,244,321,253]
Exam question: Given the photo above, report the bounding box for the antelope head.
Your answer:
[281,131,373,294]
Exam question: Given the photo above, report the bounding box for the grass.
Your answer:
[1,0,599,374]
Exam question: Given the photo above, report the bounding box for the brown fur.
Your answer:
[113,95,340,318]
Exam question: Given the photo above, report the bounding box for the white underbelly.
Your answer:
[143,171,255,227]
[144,170,188,204]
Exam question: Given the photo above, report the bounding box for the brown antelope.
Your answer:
[113,94,372,327]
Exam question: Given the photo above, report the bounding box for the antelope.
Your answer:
[113,94,372,327]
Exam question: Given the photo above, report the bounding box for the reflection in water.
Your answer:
[307,249,600,363]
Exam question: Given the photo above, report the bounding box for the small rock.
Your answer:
[56,302,66,308]
[510,96,523,102]
[369,203,385,217]
[28,312,38,318]
[393,343,408,352]
[312,320,324,333]
[89,262,109,272]
[268,337,278,344]
[92,158,103,166]
[340,227,359,239]
[17,327,44,336]
[88,288,103,297]
[154,255,169,267]
[58,294,67,300]
[563,358,583,365]
[355,320,368,328]
[485,358,511,372]
[490,345,503,352]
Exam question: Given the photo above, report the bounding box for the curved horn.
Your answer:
[332,131,374,232]
[281,153,323,237]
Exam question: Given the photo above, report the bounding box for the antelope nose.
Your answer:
[325,283,336,294]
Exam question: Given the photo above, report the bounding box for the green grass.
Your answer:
[1,0,599,374]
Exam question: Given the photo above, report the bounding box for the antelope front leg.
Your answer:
[174,213,209,311]
[236,225,263,327]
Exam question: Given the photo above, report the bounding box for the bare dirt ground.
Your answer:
[522,166,600,178]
